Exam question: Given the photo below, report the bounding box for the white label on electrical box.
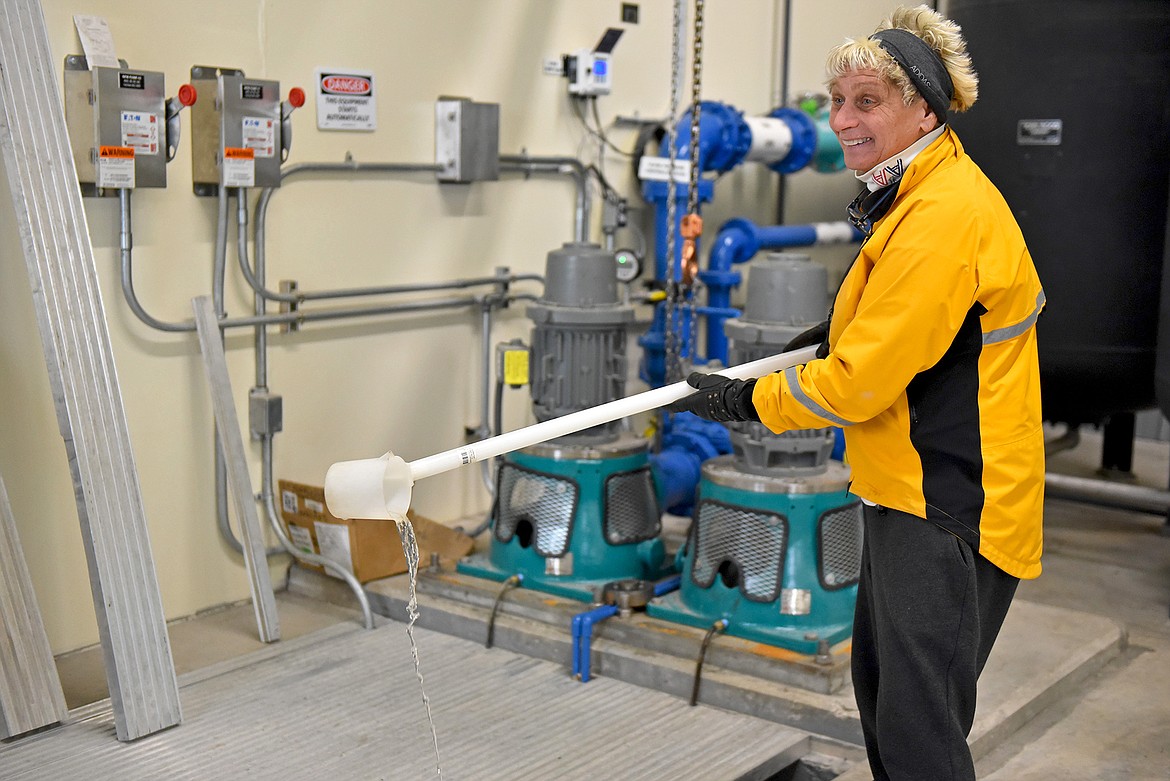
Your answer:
[314,522,354,575]
[241,116,275,158]
[287,524,314,555]
[637,155,691,183]
[97,146,134,188]
[121,111,159,155]
[315,67,377,131]
[222,147,255,187]
[542,57,564,76]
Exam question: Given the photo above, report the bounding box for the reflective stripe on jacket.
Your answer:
[752,127,1045,579]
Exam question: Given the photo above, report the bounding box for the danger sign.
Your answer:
[315,67,376,131]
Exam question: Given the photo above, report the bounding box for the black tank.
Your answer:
[946,0,1170,426]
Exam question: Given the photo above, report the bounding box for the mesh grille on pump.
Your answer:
[493,463,578,557]
[691,500,787,602]
[603,467,661,545]
[818,501,863,589]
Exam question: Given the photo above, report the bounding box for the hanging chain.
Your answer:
[685,0,705,371]
[664,0,706,384]
[687,0,704,217]
[663,0,684,384]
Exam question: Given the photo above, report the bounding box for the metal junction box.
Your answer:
[190,66,282,195]
[64,55,167,195]
[435,97,499,183]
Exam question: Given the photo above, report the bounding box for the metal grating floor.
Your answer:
[0,619,810,780]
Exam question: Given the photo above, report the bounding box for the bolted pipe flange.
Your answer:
[601,578,655,618]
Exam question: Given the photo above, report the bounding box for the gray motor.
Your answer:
[723,253,835,474]
[527,243,635,444]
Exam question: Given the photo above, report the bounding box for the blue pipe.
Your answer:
[571,576,683,682]
[654,575,682,595]
[637,301,696,388]
[645,179,716,283]
[571,604,618,682]
[650,413,732,515]
[702,218,864,362]
[640,101,825,385]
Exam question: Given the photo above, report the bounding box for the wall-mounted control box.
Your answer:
[64,55,167,195]
[434,97,499,183]
[567,49,612,97]
[190,66,282,195]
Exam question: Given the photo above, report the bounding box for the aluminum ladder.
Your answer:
[0,0,181,741]
[0,474,67,739]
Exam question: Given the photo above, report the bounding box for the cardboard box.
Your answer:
[278,479,474,583]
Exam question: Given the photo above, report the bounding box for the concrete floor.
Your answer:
[39,428,1170,779]
[53,583,361,710]
[975,429,1170,780]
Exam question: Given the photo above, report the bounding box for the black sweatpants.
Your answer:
[852,504,1019,781]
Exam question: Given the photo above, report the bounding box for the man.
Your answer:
[670,6,1045,778]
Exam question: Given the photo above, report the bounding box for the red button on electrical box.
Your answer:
[288,87,305,108]
[177,83,197,107]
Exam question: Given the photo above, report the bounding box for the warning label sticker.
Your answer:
[241,116,275,158]
[222,146,255,187]
[120,111,159,155]
[97,145,134,188]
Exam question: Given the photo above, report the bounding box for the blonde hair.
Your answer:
[826,4,979,113]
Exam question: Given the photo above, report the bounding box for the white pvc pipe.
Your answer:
[325,345,818,519]
[743,116,795,165]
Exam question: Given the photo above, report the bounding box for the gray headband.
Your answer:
[870,28,953,122]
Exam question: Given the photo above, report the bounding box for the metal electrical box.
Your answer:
[190,66,282,195]
[434,97,499,183]
[64,55,167,195]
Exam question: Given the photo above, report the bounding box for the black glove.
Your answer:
[667,373,760,422]
[783,318,831,359]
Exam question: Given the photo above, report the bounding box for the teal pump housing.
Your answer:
[458,243,669,601]
[648,253,862,654]
[459,440,667,601]
[649,457,859,653]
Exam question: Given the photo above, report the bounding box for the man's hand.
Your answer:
[667,373,760,422]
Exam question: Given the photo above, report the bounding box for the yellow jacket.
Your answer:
[753,127,1045,579]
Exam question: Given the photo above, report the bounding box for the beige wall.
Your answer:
[0,0,879,654]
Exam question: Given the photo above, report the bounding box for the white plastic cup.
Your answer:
[324,452,414,520]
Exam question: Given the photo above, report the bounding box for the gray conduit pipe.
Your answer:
[213,191,520,562]
[217,187,284,558]
[260,436,374,629]
[240,154,582,305]
[477,301,496,495]
[119,188,192,333]
[213,186,229,317]
[242,184,500,630]
[1045,472,1170,516]
[1043,424,1170,515]
[499,153,590,243]
[120,185,517,333]
[241,182,373,627]
[115,185,538,615]
[114,184,280,559]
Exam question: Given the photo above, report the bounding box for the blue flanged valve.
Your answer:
[665,101,822,176]
[681,100,753,173]
[765,106,818,173]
